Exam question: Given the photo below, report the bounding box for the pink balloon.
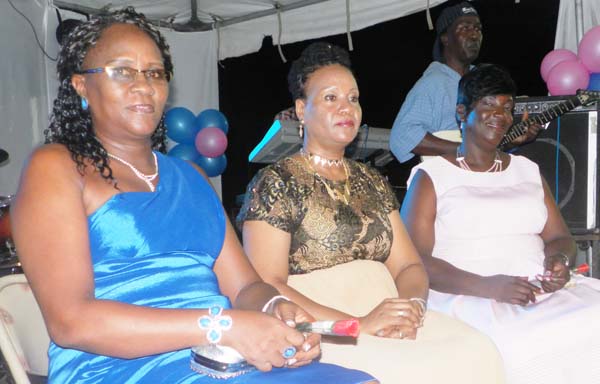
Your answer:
[540,49,578,82]
[579,26,600,73]
[546,60,590,95]
[195,127,228,157]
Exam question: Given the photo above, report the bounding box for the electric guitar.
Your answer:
[498,89,600,149]
[420,89,600,162]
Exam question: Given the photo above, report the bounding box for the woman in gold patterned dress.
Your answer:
[237,42,506,383]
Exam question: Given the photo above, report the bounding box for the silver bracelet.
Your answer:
[409,297,427,312]
[197,305,232,344]
[261,295,290,314]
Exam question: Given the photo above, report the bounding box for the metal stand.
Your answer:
[573,229,600,278]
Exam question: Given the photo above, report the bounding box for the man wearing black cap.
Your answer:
[389,2,538,163]
[390,2,482,163]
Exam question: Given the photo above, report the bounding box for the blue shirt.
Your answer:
[390,62,463,163]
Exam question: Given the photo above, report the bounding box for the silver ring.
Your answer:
[397,310,407,317]
[282,346,297,359]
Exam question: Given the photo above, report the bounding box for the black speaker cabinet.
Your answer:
[513,97,599,232]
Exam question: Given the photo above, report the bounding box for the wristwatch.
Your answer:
[557,252,570,267]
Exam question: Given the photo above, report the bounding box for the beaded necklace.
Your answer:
[107,152,158,192]
[456,147,503,173]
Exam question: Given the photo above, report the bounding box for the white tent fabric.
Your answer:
[162,29,222,194]
[1,0,451,196]
[0,2,219,196]
[0,0,50,197]
[554,0,600,52]
[216,0,449,59]
[50,0,449,59]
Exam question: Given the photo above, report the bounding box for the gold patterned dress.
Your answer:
[237,155,399,274]
[237,155,507,384]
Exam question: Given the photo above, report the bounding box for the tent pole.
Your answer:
[52,0,333,31]
[216,0,332,29]
[52,1,101,17]
[574,0,584,42]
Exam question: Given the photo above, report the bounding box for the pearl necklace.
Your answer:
[300,148,344,168]
[107,152,158,192]
[456,147,503,173]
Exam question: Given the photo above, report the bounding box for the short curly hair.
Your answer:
[457,63,516,111]
[287,42,353,101]
[45,7,173,183]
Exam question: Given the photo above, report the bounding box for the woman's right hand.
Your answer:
[483,275,540,305]
[222,310,316,371]
[359,298,422,339]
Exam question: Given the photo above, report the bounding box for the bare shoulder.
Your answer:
[19,143,84,192]
[410,168,433,188]
[25,143,79,174]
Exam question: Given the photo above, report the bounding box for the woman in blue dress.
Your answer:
[11,8,375,384]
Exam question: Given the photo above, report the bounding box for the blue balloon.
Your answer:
[165,107,200,144]
[167,144,201,162]
[588,73,600,91]
[196,109,229,134]
[196,154,227,177]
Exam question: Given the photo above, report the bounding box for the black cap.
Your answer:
[432,2,479,62]
[0,149,8,164]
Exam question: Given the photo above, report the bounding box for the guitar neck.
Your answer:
[500,95,583,146]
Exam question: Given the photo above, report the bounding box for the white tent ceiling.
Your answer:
[51,0,450,59]
[53,0,341,28]
[4,0,456,196]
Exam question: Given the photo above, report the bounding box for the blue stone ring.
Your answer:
[282,346,297,359]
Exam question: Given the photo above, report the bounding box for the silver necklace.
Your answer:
[107,152,158,192]
[456,147,503,173]
[300,148,344,168]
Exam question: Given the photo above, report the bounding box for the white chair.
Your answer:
[0,274,49,384]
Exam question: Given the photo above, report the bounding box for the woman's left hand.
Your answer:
[384,299,423,340]
[270,299,321,368]
[541,254,570,293]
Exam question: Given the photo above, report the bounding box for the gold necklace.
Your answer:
[301,153,351,204]
[300,148,344,167]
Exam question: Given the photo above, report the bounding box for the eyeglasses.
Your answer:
[79,66,170,84]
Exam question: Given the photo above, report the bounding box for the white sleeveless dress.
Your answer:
[408,155,600,384]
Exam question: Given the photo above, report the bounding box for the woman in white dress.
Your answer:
[401,63,600,384]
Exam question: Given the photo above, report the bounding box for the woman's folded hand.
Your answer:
[541,253,570,293]
[359,298,422,339]
[222,309,319,371]
[270,300,321,368]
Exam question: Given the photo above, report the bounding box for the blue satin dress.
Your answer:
[47,153,375,384]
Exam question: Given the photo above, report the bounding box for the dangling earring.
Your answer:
[81,97,89,111]
[298,120,304,138]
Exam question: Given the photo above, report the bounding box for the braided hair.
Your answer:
[287,42,352,101]
[45,7,173,182]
